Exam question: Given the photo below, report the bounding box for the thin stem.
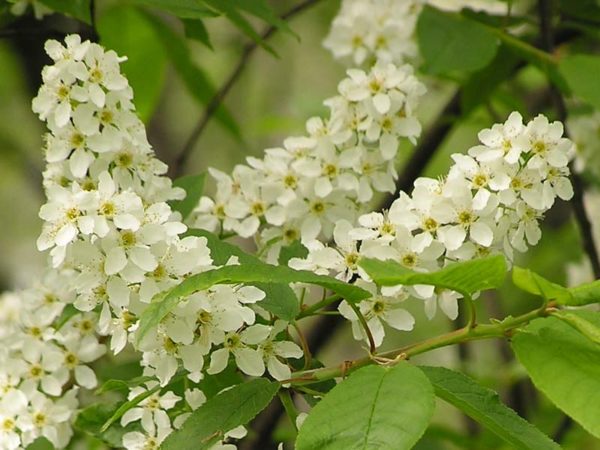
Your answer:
[297,294,341,319]
[285,303,553,385]
[292,321,312,370]
[347,301,377,355]
[465,295,477,330]
[278,390,299,431]
[171,0,323,177]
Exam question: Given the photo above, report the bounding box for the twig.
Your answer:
[171,0,323,177]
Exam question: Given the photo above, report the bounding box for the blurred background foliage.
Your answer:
[0,0,599,449]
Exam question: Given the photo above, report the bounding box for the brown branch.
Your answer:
[170,0,324,178]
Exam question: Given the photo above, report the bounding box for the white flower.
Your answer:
[207,325,270,377]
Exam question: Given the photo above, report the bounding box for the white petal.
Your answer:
[75,364,98,388]
[234,348,265,376]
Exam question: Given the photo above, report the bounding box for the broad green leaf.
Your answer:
[142,13,241,139]
[169,173,206,220]
[137,260,370,344]
[38,0,91,23]
[183,19,213,49]
[202,0,276,56]
[162,379,279,450]
[98,5,167,122]
[197,363,244,399]
[511,266,570,302]
[133,0,218,18]
[420,366,560,450]
[359,255,506,297]
[25,437,54,450]
[512,311,600,438]
[296,362,435,450]
[559,54,600,110]
[417,5,499,74]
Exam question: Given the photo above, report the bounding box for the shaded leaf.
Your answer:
[38,0,91,23]
[559,54,600,110]
[98,5,167,122]
[170,173,206,220]
[183,19,213,49]
[420,366,560,450]
[162,379,279,450]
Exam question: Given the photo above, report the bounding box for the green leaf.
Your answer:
[100,383,161,432]
[551,310,600,345]
[420,366,560,450]
[512,310,600,438]
[202,0,276,56]
[417,5,499,75]
[461,44,522,115]
[133,0,218,18]
[75,404,140,447]
[568,279,600,306]
[183,19,213,49]
[186,229,257,265]
[253,282,300,321]
[137,260,370,344]
[359,255,506,297]
[228,0,297,39]
[95,375,154,394]
[162,378,279,450]
[141,12,241,139]
[296,362,435,450]
[169,173,206,220]
[511,266,570,302]
[559,54,600,110]
[512,266,600,307]
[26,437,55,450]
[278,240,308,266]
[38,0,91,23]
[97,5,167,122]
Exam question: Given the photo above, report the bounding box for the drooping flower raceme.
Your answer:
[193,62,426,261]
[291,112,575,345]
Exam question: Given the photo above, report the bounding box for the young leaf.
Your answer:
[161,379,279,450]
[279,240,308,266]
[512,311,600,438]
[97,5,167,122]
[38,0,91,23]
[568,279,600,306]
[75,404,140,447]
[295,362,435,450]
[141,13,242,139]
[551,311,600,345]
[359,255,506,297]
[420,366,561,450]
[559,54,600,110]
[169,173,206,221]
[133,0,218,18]
[417,5,499,75]
[511,266,570,302]
[202,0,277,56]
[136,261,370,344]
[183,19,213,49]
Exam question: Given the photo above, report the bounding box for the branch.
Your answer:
[170,0,323,177]
[287,304,554,385]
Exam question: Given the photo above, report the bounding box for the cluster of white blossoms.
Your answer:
[193,62,426,261]
[291,112,575,345]
[323,0,423,67]
[323,0,510,68]
[0,35,307,449]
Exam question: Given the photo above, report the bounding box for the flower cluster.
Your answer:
[193,62,425,260]
[323,0,423,67]
[291,112,574,345]
[0,35,306,449]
